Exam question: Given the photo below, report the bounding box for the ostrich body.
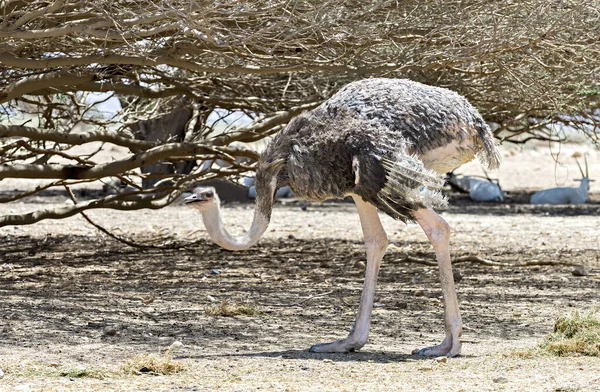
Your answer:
[187,78,501,356]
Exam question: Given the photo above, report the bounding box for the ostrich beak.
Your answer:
[185,188,215,204]
[185,194,201,204]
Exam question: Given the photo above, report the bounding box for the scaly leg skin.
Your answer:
[412,208,463,357]
[309,196,387,353]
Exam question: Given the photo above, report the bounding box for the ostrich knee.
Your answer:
[365,232,388,256]
[421,214,450,246]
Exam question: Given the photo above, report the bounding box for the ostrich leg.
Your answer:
[412,208,463,357]
[310,196,387,353]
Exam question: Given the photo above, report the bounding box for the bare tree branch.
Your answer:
[1,0,599,229]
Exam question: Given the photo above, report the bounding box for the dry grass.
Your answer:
[120,348,185,376]
[503,349,537,359]
[59,366,108,379]
[205,299,259,317]
[540,310,600,357]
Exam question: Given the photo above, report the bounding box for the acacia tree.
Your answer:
[1,0,599,228]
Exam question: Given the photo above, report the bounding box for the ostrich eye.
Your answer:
[205,191,213,198]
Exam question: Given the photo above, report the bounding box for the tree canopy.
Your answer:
[1,0,599,227]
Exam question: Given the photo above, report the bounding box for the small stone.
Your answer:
[493,376,509,384]
[209,269,221,275]
[435,356,447,363]
[353,261,366,270]
[207,295,216,302]
[572,266,590,277]
[413,289,425,297]
[169,340,184,352]
[322,359,333,363]
[103,326,119,336]
[453,270,463,283]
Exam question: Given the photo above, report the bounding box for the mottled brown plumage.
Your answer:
[259,78,500,221]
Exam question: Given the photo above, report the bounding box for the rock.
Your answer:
[493,376,509,384]
[103,326,119,336]
[435,356,447,363]
[453,270,463,283]
[209,269,221,275]
[413,289,425,297]
[353,261,366,270]
[572,266,590,277]
[169,340,184,352]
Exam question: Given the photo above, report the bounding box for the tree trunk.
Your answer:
[130,107,194,188]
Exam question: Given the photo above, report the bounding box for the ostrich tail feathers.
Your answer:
[475,121,502,170]
[379,155,448,215]
[381,157,445,189]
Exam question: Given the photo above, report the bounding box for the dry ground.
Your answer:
[1,144,600,391]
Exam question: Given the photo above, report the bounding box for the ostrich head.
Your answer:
[184,179,275,251]
[184,186,219,211]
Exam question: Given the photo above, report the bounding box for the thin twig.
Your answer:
[395,255,581,268]
[260,290,335,307]
[64,184,201,249]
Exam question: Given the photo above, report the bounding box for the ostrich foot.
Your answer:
[413,326,462,357]
[309,336,366,353]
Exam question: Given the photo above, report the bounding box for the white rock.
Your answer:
[169,340,184,352]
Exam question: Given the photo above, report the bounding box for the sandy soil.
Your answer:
[1,144,600,391]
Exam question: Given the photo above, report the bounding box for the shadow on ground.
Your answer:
[1,232,598,361]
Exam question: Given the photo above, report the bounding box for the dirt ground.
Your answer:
[1,144,600,391]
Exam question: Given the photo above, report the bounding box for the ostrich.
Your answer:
[186,78,501,357]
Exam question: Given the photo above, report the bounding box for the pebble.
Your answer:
[493,376,509,384]
[169,340,184,352]
[572,266,590,277]
[353,261,366,269]
[453,270,463,283]
[435,356,447,363]
[103,326,119,336]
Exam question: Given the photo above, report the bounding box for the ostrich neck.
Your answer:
[201,203,270,251]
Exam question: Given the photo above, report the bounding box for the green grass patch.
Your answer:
[205,300,258,317]
[540,310,600,357]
